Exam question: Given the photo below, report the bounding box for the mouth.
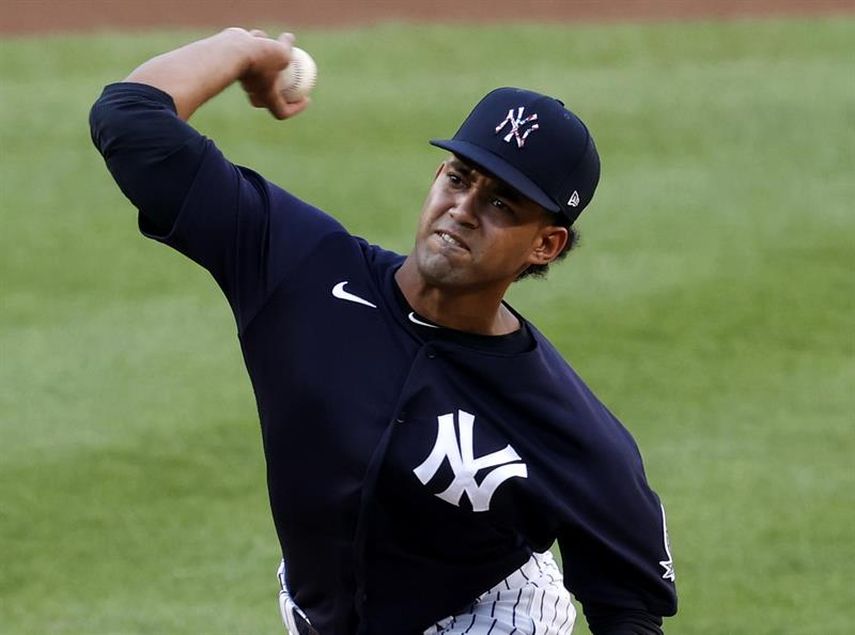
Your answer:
[433,230,469,252]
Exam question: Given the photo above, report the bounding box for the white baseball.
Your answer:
[280,47,317,102]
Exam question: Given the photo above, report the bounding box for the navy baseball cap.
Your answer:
[430,87,600,224]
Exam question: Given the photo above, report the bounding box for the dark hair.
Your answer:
[516,220,580,281]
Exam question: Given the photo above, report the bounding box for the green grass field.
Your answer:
[2,16,853,634]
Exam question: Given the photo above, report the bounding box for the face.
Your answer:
[410,157,567,292]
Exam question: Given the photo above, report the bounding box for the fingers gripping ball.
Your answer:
[280,47,317,102]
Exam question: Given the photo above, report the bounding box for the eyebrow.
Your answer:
[447,157,473,175]
[493,182,524,203]
[448,157,525,203]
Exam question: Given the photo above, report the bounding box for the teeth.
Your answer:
[440,232,462,247]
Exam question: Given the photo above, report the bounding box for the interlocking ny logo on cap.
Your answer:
[495,107,539,148]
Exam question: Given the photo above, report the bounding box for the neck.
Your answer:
[395,257,520,336]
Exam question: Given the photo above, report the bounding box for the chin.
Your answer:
[416,252,467,287]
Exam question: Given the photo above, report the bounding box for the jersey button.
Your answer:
[426,350,437,359]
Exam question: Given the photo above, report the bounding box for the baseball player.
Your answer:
[90,28,677,634]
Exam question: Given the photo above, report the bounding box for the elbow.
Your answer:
[89,88,130,159]
[89,87,141,158]
[89,95,110,155]
[88,83,178,158]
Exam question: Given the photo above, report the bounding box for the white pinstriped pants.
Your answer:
[277,551,575,635]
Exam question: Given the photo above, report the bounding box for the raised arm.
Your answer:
[90,28,310,233]
[89,28,339,330]
[126,27,309,121]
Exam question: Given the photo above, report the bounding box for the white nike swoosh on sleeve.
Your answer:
[331,281,378,308]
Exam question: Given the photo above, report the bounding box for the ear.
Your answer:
[528,226,569,265]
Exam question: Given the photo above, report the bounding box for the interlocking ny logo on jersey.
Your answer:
[413,410,528,512]
[495,107,539,148]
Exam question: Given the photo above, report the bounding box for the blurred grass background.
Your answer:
[1,16,854,634]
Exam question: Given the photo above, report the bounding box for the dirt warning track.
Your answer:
[2,0,853,36]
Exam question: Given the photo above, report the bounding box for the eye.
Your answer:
[491,197,514,213]
[446,172,462,185]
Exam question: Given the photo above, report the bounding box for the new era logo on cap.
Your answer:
[430,87,600,224]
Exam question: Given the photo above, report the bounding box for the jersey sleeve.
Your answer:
[90,82,348,331]
[552,403,678,633]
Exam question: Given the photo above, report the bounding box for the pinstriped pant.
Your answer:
[424,551,575,635]
[278,551,575,635]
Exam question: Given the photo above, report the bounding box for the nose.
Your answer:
[448,191,479,228]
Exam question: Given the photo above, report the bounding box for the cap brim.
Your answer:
[429,139,560,213]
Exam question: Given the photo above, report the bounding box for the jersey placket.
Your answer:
[350,342,441,633]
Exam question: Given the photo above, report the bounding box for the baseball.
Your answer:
[280,47,317,102]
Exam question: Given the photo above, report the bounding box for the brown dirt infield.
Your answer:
[2,0,853,36]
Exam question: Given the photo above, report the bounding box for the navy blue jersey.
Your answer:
[90,83,677,634]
